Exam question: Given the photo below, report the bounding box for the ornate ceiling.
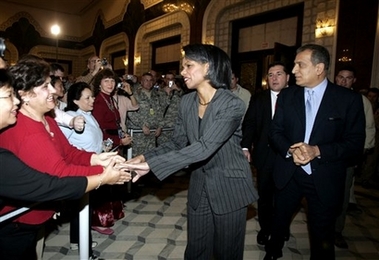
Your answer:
[1,0,101,15]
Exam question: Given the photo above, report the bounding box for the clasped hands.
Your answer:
[91,152,133,185]
[289,142,320,166]
[92,153,151,184]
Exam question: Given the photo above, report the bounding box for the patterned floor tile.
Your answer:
[43,174,379,259]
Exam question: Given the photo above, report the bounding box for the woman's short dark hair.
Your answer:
[0,69,14,89]
[296,44,330,71]
[65,82,92,112]
[182,44,232,89]
[93,68,117,96]
[9,57,51,100]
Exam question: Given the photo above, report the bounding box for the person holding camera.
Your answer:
[115,74,139,138]
[157,72,183,146]
[76,55,112,87]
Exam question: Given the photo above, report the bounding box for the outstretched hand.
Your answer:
[91,152,125,167]
[102,157,132,185]
[117,155,150,183]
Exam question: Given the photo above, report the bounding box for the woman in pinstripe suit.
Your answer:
[125,44,258,260]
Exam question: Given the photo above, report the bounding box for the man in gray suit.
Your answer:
[125,44,258,260]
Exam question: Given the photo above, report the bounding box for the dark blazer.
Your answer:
[0,148,86,202]
[241,89,275,171]
[144,88,258,214]
[269,81,365,206]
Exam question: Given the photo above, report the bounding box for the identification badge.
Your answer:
[150,108,155,115]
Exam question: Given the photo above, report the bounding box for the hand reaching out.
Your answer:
[118,155,149,182]
[122,162,150,183]
[101,157,132,185]
[91,152,125,167]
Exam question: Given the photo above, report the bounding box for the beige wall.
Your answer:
[203,0,338,78]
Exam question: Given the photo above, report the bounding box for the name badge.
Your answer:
[150,108,155,115]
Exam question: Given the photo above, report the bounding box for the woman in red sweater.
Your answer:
[0,58,127,259]
[0,68,131,259]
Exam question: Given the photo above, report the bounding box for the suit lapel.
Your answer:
[294,86,306,131]
[186,93,199,141]
[264,90,272,120]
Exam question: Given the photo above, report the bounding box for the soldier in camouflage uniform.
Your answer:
[127,73,165,156]
[157,72,184,146]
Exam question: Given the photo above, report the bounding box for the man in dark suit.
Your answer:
[241,61,290,245]
[264,44,365,260]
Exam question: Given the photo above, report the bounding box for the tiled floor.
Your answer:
[43,173,379,260]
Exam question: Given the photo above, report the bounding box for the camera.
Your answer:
[168,80,174,88]
[101,58,108,66]
[0,38,6,57]
[116,82,123,89]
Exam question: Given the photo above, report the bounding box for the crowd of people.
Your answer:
[0,41,379,260]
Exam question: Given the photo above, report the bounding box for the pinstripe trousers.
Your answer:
[184,186,248,260]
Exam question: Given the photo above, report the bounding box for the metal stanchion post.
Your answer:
[126,129,133,193]
[79,193,90,260]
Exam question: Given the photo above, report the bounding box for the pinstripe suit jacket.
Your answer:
[144,88,258,214]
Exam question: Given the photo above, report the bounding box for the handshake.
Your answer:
[94,153,150,188]
[288,142,320,166]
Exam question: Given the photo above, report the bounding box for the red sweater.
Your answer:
[0,112,103,224]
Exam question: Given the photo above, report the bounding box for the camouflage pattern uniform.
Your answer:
[127,86,165,156]
[157,89,183,146]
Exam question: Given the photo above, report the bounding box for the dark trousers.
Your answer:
[184,187,248,260]
[0,222,43,260]
[256,166,275,234]
[266,168,337,259]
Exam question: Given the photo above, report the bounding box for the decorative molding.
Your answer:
[0,12,81,42]
[134,11,190,75]
[100,32,129,60]
[141,0,163,9]
[0,12,43,35]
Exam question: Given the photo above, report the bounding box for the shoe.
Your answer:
[334,232,348,249]
[70,241,98,251]
[347,203,362,215]
[257,230,270,245]
[89,254,98,260]
[92,226,114,235]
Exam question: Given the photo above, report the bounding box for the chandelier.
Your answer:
[163,2,194,14]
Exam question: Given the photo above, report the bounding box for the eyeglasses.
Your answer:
[0,92,16,99]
